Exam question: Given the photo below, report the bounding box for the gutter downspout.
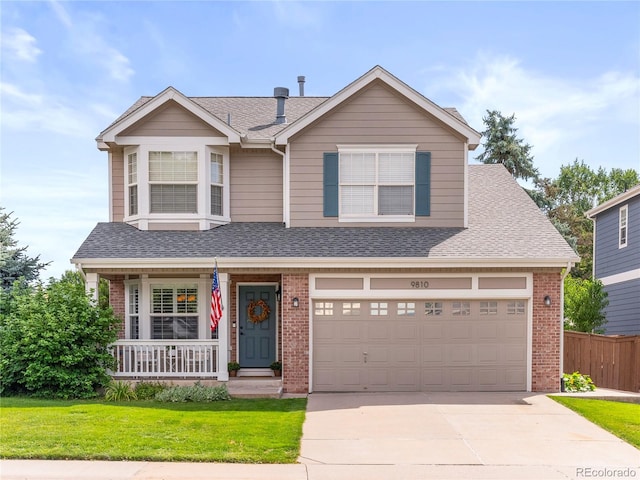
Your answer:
[270,144,288,227]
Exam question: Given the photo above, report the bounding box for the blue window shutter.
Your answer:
[323,152,339,217]
[415,151,431,216]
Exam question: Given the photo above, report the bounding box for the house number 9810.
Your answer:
[410,281,430,289]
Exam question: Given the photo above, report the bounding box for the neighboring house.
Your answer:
[586,185,640,335]
[72,66,578,393]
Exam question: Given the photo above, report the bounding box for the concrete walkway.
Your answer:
[2,390,639,480]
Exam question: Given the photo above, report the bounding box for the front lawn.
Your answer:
[0,397,306,463]
[550,396,640,449]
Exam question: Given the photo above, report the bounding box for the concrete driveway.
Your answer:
[299,391,640,479]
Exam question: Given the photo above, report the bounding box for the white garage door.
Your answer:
[313,300,527,392]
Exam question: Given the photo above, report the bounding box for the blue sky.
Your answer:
[1,1,639,279]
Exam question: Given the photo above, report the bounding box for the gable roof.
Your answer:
[274,65,481,148]
[96,66,478,146]
[586,184,640,218]
[72,164,578,269]
[98,87,243,144]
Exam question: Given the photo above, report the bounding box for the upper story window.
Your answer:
[149,151,198,214]
[122,142,230,229]
[127,153,138,216]
[619,205,628,248]
[340,148,414,219]
[323,145,430,222]
[210,153,223,216]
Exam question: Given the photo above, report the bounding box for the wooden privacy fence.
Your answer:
[564,331,640,392]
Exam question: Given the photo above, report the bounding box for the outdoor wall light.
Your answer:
[275,287,281,302]
[544,295,552,307]
[292,297,299,308]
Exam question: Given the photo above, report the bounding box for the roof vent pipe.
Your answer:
[297,76,305,96]
[274,87,289,124]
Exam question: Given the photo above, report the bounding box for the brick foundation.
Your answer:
[531,271,563,392]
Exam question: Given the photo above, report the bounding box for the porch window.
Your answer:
[150,285,199,339]
[128,283,139,339]
[149,151,198,213]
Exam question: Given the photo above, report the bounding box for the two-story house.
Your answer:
[586,185,640,335]
[73,66,578,393]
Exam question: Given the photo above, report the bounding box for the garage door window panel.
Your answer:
[507,301,525,315]
[425,302,444,315]
[452,301,470,315]
[480,301,498,315]
[342,302,361,315]
[370,302,388,316]
[397,302,415,315]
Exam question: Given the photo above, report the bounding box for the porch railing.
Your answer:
[110,340,219,378]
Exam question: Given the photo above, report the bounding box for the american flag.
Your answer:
[210,261,223,332]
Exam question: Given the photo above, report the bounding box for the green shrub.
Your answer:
[0,272,120,399]
[105,381,137,401]
[134,381,167,400]
[563,371,596,392]
[154,382,230,402]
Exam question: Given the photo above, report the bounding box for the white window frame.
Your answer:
[127,152,138,217]
[123,140,230,230]
[210,152,224,216]
[149,151,199,215]
[150,283,200,340]
[619,205,628,248]
[337,144,417,223]
[124,280,140,340]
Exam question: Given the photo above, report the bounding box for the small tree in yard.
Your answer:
[0,271,120,398]
[564,276,609,334]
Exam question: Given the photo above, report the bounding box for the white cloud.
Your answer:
[0,27,42,62]
[0,82,111,137]
[425,54,640,176]
[48,0,73,28]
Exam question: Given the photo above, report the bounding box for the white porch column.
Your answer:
[217,272,229,381]
[85,272,99,302]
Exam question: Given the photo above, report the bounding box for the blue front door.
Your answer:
[239,285,276,368]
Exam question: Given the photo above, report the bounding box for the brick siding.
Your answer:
[531,270,562,392]
[109,276,126,340]
[281,273,309,394]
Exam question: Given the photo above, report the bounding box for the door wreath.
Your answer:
[247,299,270,324]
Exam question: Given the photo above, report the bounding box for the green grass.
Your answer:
[550,396,640,448]
[0,397,306,463]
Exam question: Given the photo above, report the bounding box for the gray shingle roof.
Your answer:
[104,95,467,141]
[73,165,578,264]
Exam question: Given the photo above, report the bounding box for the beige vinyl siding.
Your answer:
[289,81,466,227]
[120,100,225,137]
[111,148,125,222]
[230,148,283,222]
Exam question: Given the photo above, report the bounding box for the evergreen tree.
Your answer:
[476,110,538,182]
[0,208,49,291]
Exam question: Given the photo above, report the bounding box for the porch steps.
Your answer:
[227,377,283,399]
